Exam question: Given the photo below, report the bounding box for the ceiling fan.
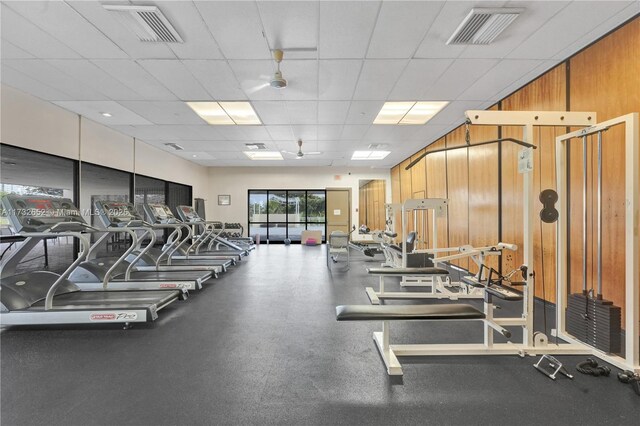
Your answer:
[243,47,316,95]
[282,139,322,160]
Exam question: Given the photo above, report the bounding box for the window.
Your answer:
[248,190,326,243]
[0,145,76,274]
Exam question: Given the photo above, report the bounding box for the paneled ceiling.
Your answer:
[2,1,638,167]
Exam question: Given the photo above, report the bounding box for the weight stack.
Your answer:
[566,293,621,353]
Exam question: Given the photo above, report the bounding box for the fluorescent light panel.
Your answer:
[243,151,283,161]
[351,151,391,160]
[373,101,448,125]
[187,101,261,125]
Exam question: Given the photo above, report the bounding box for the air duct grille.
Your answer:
[104,5,183,43]
[164,143,184,151]
[447,8,522,45]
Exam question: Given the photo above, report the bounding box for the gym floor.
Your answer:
[1,245,638,425]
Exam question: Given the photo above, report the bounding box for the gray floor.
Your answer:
[1,245,638,426]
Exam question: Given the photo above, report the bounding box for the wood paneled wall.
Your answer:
[390,17,639,313]
[358,179,386,231]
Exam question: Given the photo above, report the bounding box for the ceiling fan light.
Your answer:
[270,71,287,89]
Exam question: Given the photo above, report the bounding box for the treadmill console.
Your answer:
[176,205,201,223]
[0,194,86,233]
[94,201,144,228]
[143,203,178,224]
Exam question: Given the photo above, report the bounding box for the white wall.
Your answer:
[206,167,391,232]
[1,84,208,205]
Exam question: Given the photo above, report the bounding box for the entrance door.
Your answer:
[326,188,350,235]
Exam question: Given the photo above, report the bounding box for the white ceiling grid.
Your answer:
[1,0,638,167]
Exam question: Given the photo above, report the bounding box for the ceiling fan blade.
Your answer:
[305,152,322,155]
[281,151,298,156]
[241,80,269,95]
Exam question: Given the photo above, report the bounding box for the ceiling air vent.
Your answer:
[368,143,388,150]
[447,8,523,45]
[164,143,184,151]
[103,5,183,43]
[245,143,267,150]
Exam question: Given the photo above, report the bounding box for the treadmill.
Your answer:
[69,203,213,291]
[93,201,233,274]
[141,203,241,263]
[174,205,249,257]
[0,195,185,327]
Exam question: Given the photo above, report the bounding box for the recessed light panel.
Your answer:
[187,101,262,125]
[219,102,261,125]
[243,151,283,161]
[400,101,449,125]
[373,102,414,124]
[373,101,448,125]
[187,102,234,125]
[351,151,391,160]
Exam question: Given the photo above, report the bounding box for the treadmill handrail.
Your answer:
[102,227,142,289]
[124,228,156,280]
[44,231,92,310]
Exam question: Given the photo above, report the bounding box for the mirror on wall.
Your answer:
[358,179,386,234]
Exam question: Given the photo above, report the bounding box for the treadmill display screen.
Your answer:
[0,195,85,233]
[178,205,199,222]
[94,201,143,227]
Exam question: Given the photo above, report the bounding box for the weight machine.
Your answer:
[555,113,639,373]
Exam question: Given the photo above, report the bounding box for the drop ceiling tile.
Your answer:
[266,125,295,140]
[7,1,127,59]
[1,4,80,59]
[183,60,246,100]
[423,59,499,101]
[195,1,271,59]
[317,125,344,140]
[319,60,362,100]
[286,101,318,125]
[67,1,175,59]
[118,101,204,125]
[345,100,384,124]
[508,1,633,60]
[172,140,237,152]
[214,126,252,141]
[47,59,142,101]
[318,101,350,125]
[1,40,34,59]
[366,1,443,59]
[413,1,494,59]
[352,60,408,100]
[1,63,72,101]
[138,60,210,100]
[90,60,177,101]
[426,100,489,126]
[458,1,569,59]
[175,151,216,161]
[459,59,543,101]
[228,60,280,100]
[258,1,318,52]
[407,124,454,142]
[157,2,224,60]
[290,125,318,140]
[550,2,639,61]
[388,59,454,100]
[340,125,371,140]
[319,1,379,58]
[252,101,290,125]
[3,59,107,100]
[241,126,272,141]
[363,125,420,143]
[52,101,153,125]
[280,60,318,101]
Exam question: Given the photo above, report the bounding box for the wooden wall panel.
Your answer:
[425,138,448,249]
[359,180,386,231]
[502,64,567,301]
[569,18,640,322]
[387,17,639,311]
[410,149,427,248]
[445,126,469,270]
[467,116,500,273]
[399,158,414,239]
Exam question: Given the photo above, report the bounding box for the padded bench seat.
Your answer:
[367,267,449,276]
[336,304,485,321]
